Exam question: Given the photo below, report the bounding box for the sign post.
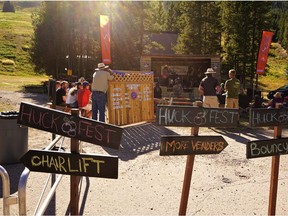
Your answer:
[70,109,80,215]
[269,108,282,216]
[157,105,234,215]
[18,103,122,215]
[179,127,198,216]
[248,105,284,215]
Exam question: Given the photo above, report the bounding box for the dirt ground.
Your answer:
[1,90,288,215]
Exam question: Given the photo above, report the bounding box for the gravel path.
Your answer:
[1,90,288,215]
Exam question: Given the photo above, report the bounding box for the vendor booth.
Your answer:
[107,71,154,125]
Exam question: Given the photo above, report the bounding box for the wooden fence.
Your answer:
[107,71,154,125]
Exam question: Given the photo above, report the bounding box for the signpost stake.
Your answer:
[178,126,199,215]
[70,109,80,215]
[48,94,56,215]
[268,104,282,216]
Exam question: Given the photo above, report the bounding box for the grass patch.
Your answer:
[258,43,288,97]
[0,74,49,92]
[0,9,35,75]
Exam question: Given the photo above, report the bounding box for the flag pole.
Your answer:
[254,74,258,98]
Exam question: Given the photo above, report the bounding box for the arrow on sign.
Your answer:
[160,135,228,156]
[20,150,118,179]
[247,138,288,159]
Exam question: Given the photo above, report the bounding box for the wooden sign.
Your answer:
[20,150,118,179]
[249,107,288,127]
[247,138,288,159]
[156,105,239,127]
[160,135,228,156]
[17,102,123,150]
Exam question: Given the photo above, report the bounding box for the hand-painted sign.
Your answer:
[160,135,228,156]
[17,102,123,150]
[21,150,118,179]
[156,105,239,127]
[249,108,288,127]
[247,138,288,159]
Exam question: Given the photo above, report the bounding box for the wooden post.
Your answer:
[268,103,282,215]
[49,84,57,216]
[70,109,80,215]
[178,126,198,215]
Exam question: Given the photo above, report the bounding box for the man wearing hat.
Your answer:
[91,63,114,122]
[198,68,220,108]
[224,69,240,109]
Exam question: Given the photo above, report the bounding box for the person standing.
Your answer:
[224,69,241,109]
[172,77,183,98]
[56,80,68,106]
[78,81,92,118]
[91,63,114,122]
[66,82,79,108]
[154,82,162,99]
[198,68,220,108]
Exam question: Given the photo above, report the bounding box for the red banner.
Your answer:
[100,15,111,64]
[256,31,274,75]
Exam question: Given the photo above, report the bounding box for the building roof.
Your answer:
[143,31,178,55]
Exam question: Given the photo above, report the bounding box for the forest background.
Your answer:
[0,1,287,99]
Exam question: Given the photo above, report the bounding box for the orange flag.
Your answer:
[256,31,274,75]
[100,15,111,64]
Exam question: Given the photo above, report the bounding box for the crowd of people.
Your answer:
[54,63,286,124]
[54,62,114,122]
[155,66,288,110]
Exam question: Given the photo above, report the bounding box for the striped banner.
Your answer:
[256,31,274,75]
[100,15,111,64]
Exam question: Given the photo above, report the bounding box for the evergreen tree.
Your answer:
[144,1,167,32]
[30,2,76,78]
[165,2,181,32]
[220,1,272,88]
[173,2,221,55]
[30,1,144,77]
[110,1,142,70]
[271,2,288,49]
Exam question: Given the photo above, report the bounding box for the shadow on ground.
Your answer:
[21,92,48,106]
[102,122,179,161]
[211,126,276,145]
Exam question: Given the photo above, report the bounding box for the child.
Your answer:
[77,81,92,118]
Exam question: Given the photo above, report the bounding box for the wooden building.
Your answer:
[140,54,221,85]
[140,31,221,98]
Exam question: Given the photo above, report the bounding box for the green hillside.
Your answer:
[0,8,36,75]
[258,43,288,93]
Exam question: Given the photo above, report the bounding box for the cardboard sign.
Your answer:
[156,105,239,127]
[20,150,118,179]
[160,135,228,156]
[249,108,288,127]
[17,102,123,150]
[247,138,288,159]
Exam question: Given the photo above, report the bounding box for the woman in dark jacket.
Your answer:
[154,82,162,98]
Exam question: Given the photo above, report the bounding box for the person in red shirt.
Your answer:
[77,81,92,118]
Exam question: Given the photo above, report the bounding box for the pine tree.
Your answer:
[173,2,221,55]
[271,2,288,49]
[220,1,273,88]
